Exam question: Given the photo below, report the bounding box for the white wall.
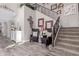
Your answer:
[2,22,6,36]
[35,11,56,29]
[15,6,24,42]
[39,3,79,27]
[24,6,35,42]
[24,6,56,41]
[6,21,11,38]
[60,15,79,27]
[35,11,56,36]
[60,4,79,27]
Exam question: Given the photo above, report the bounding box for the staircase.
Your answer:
[49,27,79,56]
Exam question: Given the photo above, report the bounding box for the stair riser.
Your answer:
[58,36,79,39]
[58,37,79,41]
[59,32,79,36]
[58,35,79,38]
[60,30,79,33]
[57,39,79,45]
[57,43,79,52]
[51,47,78,56]
[61,27,79,29]
[61,28,79,30]
[49,48,70,56]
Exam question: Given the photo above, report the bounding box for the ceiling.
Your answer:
[0,8,16,22]
[0,3,20,22]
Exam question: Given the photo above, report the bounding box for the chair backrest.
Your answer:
[46,28,52,37]
[46,28,52,32]
[32,29,39,37]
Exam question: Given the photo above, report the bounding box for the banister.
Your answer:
[53,25,61,47]
[52,16,61,47]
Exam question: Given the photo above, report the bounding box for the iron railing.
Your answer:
[52,16,60,47]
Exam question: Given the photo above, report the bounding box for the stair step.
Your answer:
[58,37,79,40]
[61,27,79,29]
[58,35,79,39]
[60,28,79,32]
[58,34,79,38]
[58,38,79,45]
[57,42,79,52]
[55,46,79,56]
[60,32,79,34]
[61,28,79,30]
[49,47,78,56]
[59,32,79,35]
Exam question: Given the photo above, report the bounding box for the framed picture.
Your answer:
[45,21,53,30]
[38,18,44,27]
[51,4,57,10]
[64,4,76,16]
[58,3,64,9]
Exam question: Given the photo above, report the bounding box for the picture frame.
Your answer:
[51,4,57,10]
[58,3,64,9]
[45,21,53,30]
[38,18,44,27]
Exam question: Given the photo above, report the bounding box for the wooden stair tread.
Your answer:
[55,46,79,55]
[58,34,79,37]
[57,42,79,48]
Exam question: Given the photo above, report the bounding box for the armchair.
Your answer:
[30,29,39,42]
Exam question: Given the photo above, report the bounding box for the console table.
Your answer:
[11,31,22,43]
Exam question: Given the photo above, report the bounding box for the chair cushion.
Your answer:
[33,32,38,37]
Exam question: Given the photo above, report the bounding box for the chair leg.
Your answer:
[30,39,32,42]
